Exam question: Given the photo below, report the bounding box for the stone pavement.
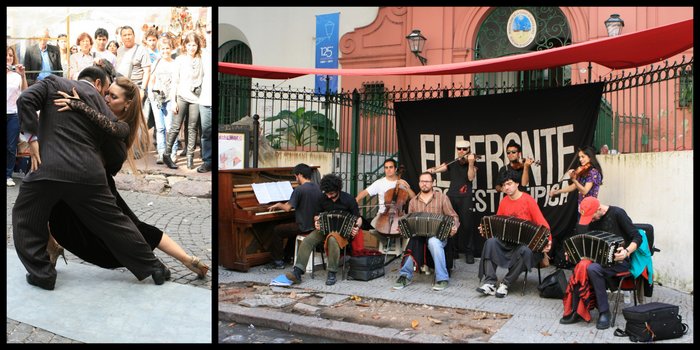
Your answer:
[219,254,694,343]
[5,149,212,343]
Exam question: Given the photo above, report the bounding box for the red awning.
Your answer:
[219,19,693,79]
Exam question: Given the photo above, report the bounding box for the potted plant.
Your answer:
[265,107,340,151]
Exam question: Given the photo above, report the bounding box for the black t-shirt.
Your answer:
[288,182,323,232]
[586,206,642,248]
[319,191,360,216]
[446,161,472,197]
[496,163,533,192]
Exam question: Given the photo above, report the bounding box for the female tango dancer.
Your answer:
[46,76,209,279]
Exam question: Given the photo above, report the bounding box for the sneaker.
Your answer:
[476,283,496,296]
[156,153,164,165]
[495,283,508,298]
[6,178,16,187]
[432,280,448,291]
[285,267,303,284]
[270,274,293,287]
[392,275,411,290]
[420,265,431,275]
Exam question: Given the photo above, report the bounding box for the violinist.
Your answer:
[427,140,477,264]
[495,140,535,193]
[355,158,415,231]
[549,146,604,207]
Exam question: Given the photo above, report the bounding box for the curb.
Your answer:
[219,304,453,343]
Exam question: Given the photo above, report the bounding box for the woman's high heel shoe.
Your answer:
[187,256,209,279]
[47,238,67,267]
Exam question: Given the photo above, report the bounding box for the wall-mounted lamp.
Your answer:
[406,29,427,66]
[604,14,625,37]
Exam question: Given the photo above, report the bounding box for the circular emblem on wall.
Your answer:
[507,9,537,48]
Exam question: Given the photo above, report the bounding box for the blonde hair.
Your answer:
[113,76,149,174]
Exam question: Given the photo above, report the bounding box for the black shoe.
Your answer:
[325,272,337,286]
[269,260,284,270]
[596,311,611,330]
[26,273,55,290]
[151,264,172,285]
[465,253,475,264]
[162,155,178,169]
[196,163,211,173]
[559,313,583,324]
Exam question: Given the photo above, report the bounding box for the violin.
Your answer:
[572,163,592,179]
[510,158,541,170]
[374,165,410,235]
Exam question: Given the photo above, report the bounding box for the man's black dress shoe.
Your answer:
[152,264,172,285]
[559,313,583,324]
[465,253,475,264]
[196,162,211,173]
[162,155,179,169]
[26,273,55,290]
[596,311,611,330]
[325,271,337,286]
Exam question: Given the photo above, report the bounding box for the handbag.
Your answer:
[537,268,567,299]
[614,302,688,342]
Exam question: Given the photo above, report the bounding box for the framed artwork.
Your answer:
[218,126,249,170]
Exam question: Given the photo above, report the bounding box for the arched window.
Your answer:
[219,40,252,124]
[474,7,572,92]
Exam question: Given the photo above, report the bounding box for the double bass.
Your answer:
[374,165,410,235]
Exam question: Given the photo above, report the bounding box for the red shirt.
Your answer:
[497,192,551,242]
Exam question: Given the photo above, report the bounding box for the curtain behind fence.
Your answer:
[395,82,604,255]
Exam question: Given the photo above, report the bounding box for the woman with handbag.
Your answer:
[47,76,209,279]
[162,30,204,170]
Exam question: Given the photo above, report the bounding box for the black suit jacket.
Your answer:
[17,75,118,185]
[23,44,62,86]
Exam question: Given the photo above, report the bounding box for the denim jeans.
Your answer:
[150,99,179,155]
[400,237,449,282]
[6,113,19,179]
[199,105,212,165]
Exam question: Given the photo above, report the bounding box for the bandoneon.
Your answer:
[398,212,454,241]
[563,231,625,267]
[318,210,359,239]
[480,215,550,252]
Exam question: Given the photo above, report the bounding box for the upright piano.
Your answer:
[219,167,309,271]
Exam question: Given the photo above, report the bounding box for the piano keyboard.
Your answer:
[254,209,295,216]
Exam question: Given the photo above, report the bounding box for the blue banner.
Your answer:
[315,12,339,95]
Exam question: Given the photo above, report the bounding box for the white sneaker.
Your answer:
[6,178,16,187]
[476,283,496,296]
[420,265,431,275]
[495,283,508,298]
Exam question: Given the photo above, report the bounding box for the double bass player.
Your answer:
[356,158,415,232]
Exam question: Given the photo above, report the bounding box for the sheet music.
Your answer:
[251,181,294,204]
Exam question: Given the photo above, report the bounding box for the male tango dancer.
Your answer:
[13,66,170,290]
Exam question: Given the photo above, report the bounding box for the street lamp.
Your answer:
[604,14,625,37]
[406,29,427,65]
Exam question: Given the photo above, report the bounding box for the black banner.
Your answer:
[395,83,604,253]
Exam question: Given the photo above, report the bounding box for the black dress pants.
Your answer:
[12,180,161,282]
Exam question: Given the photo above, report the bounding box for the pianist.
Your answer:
[267,163,323,269]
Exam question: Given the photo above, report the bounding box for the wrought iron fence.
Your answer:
[219,57,693,205]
